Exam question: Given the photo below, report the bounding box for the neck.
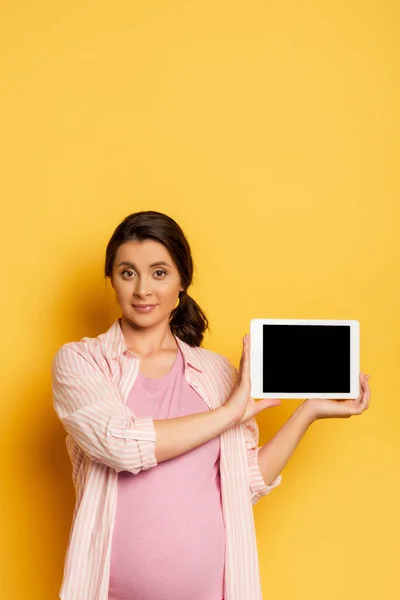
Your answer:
[119,315,177,357]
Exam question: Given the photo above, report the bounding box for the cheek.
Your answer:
[163,290,179,301]
[160,289,180,305]
[115,283,132,300]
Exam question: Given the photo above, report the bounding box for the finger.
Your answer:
[352,387,364,411]
[360,377,368,398]
[238,335,248,383]
[343,376,368,415]
[238,336,245,378]
[357,379,369,413]
[362,376,370,400]
[355,380,364,405]
[241,335,251,386]
[362,387,369,411]
[364,379,371,409]
[349,396,364,415]
[354,393,363,410]
[261,399,282,410]
[360,383,368,411]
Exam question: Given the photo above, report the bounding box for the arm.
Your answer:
[153,407,238,463]
[258,373,372,482]
[258,400,316,487]
[224,359,282,505]
[51,344,238,474]
[243,416,283,505]
[51,344,158,474]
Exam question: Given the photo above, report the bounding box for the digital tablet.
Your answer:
[250,319,360,399]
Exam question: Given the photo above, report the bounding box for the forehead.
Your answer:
[114,240,174,265]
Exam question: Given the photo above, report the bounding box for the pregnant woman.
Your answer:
[51,210,371,600]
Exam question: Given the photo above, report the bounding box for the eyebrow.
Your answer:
[116,261,172,269]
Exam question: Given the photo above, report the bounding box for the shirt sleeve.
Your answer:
[51,343,158,474]
[224,358,282,505]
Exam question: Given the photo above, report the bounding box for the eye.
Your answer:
[121,269,167,278]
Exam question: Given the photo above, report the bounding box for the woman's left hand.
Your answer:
[305,372,371,420]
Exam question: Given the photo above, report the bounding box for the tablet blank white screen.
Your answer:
[263,325,351,393]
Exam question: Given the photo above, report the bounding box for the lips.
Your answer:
[132,304,156,308]
[131,304,158,313]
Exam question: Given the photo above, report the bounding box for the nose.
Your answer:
[133,276,152,298]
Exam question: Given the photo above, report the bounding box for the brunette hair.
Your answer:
[104,211,209,347]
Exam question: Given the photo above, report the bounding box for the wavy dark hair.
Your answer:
[104,210,210,347]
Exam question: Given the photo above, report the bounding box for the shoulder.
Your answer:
[51,330,109,375]
[187,344,238,381]
[201,346,233,368]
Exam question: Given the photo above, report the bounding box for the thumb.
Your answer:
[262,399,282,410]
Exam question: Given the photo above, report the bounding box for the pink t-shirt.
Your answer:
[108,346,225,600]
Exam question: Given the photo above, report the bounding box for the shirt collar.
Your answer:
[102,317,203,373]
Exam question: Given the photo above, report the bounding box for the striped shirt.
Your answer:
[51,317,282,600]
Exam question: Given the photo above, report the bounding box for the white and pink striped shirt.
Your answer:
[51,317,282,600]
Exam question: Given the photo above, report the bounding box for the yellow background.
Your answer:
[1,1,399,598]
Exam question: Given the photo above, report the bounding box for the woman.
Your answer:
[51,210,371,600]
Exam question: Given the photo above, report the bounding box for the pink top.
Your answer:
[51,318,282,600]
[108,348,225,599]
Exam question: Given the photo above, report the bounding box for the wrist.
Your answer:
[300,399,319,424]
[220,405,241,428]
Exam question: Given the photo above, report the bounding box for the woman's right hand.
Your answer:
[224,334,282,424]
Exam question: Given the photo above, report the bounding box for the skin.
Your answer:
[108,240,371,485]
[240,334,371,420]
[110,239,184,376]
[109,238,372,418]
[238,335,371,486]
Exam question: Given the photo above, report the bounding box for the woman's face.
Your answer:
[110,239,184,327]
